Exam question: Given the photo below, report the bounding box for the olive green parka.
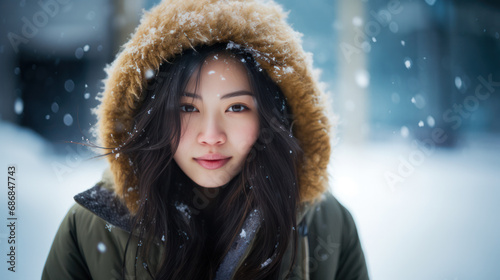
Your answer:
[42,0,369,279]
[42,172,368,279]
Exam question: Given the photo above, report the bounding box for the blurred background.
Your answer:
[0,0,499,279]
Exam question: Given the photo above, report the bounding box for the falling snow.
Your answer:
[260,258,272,268]
[404,58,412,69]
[175,202,192,220]
[411,94,426,109]
[105,223,115,232]
[63,114,73,126]
[75,48,84,59]
[400,126,409,138]
[97,242,107,253]
[355,70,370,88]
[427,116,436,127]
[64,80,75,92]
[145,69,155,79]
[51,102,59,113]
[389,22,399,33]
[283,66,294,74]
[352,16,363,27]
[14,98,24,115]
[455,76,463,90]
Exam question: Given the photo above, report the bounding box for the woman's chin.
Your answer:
[197,183,223,189]
[193,178,228,189]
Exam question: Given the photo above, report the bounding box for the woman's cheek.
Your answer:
[179,116,196,139]
[234,119,259,154]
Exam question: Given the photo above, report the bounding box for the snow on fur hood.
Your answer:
[92,0,333,215]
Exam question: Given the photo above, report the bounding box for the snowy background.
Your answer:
[1,0,499,279]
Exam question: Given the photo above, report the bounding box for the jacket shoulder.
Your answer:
[306,191,369,280]
[42,203,94,279]
[42,201,134,280]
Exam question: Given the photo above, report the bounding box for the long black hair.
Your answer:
[108,42,303,279]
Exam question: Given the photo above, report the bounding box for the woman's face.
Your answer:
[173,54,260,188]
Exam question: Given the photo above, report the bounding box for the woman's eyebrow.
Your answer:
[182,92,201,99]
[219,90,254,100]
[182,90,254,100]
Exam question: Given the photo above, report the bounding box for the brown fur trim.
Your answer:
[93,0,332,214]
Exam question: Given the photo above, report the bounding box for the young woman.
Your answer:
[42,0,369,279]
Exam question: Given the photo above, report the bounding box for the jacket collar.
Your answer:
[74,183,132,232]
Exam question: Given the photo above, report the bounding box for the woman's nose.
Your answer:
[197,116,227,146]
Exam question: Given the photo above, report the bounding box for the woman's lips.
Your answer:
[194,155,231,170]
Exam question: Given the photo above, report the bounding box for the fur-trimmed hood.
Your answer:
[93,0,333,214]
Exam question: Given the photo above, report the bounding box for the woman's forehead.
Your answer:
[203,52,241,65]
[197,54,249,80]
[185,54,251,94]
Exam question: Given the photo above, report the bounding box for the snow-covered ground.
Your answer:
[330,136,500,280]
[0,121,107,279]
[0,120,499,279]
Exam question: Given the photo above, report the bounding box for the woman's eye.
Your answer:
[180,105,198,112]
[227,104,248,112]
